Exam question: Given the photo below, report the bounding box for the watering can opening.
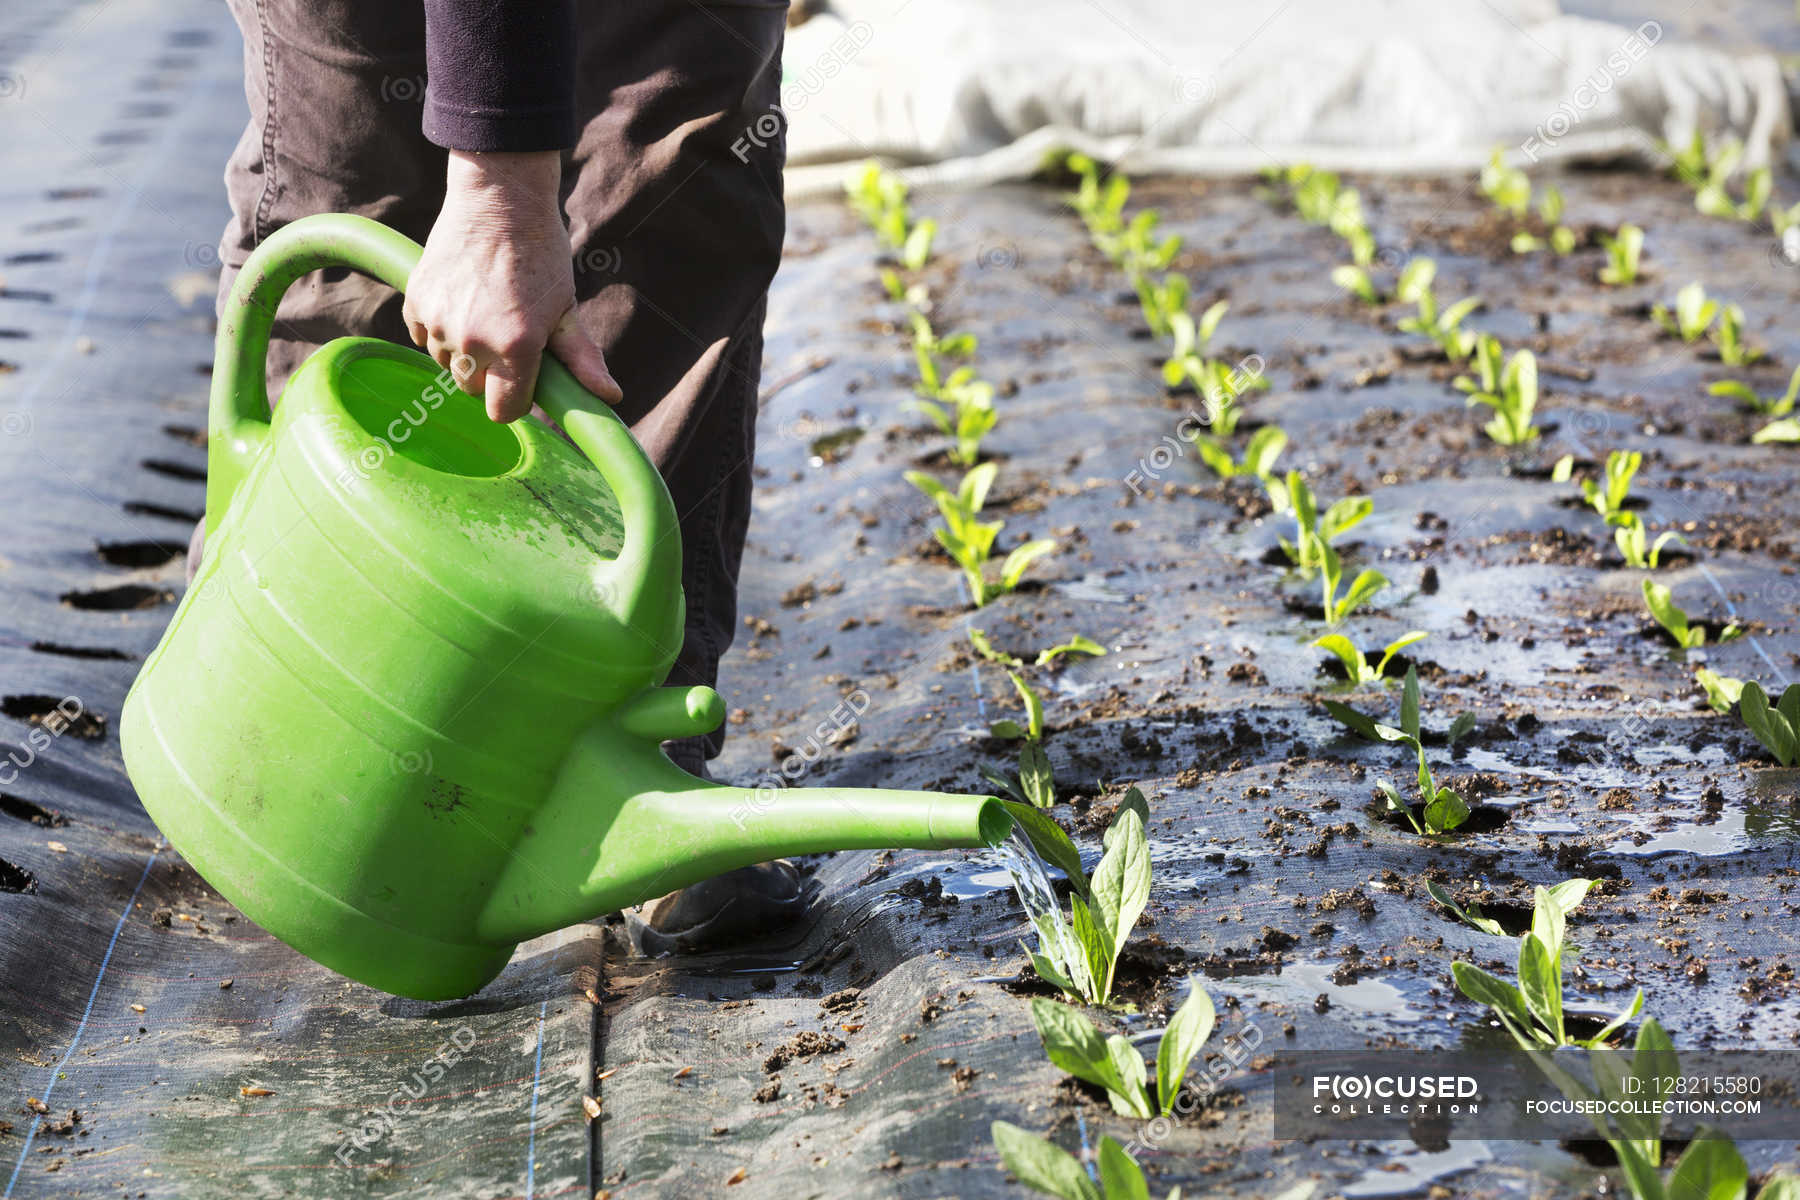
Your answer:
[332,341,525,479]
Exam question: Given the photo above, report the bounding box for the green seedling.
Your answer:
[1465,347,1540,445]
[1029,979,1216,1118]
[1165,299,1229,366]
[1480,149,1532,218]
[1425,880,1509,937]
[1612,514,1683,570]
[1270,163,1366,239]
[1525,1012,1800,1199]
[906,463,1052,607]
[1325,188,1367,241]
[1754,418,1800,444]
[1035,634,1109,668]
[1651,282,1718,343]
[1341,221,1378,267]
[903,310,996,466]
[1017,742,1056,808]
[1452,332,1504,399]
[1695,667,1746,715]
[1738,681,1799,766]
[1711,303,1763,368]
[1290,166,1345,226]
[1642,578,1741,649]
[1133,270,1188,340]
[1274,469,1372,572]
[1313,631,1427,686]
[1396,281,1482,362]
[1325,666,1476,834]
[1331,263,1381,304]
[844,160,912,252]
[1022,801,1151,1006]
[971,628,1106,742]
[1193,358,1269,435]
[1452,878,1644,1048]
[990,1122,1185,1200]
[1317,538,1387,626]
[846,160,940,269]
[905,308,977,398]
[1195,424,1287,483]
[880,267,920,305]
[1598,223,1644,285]
[1065,153,1131,248]
[1395,257,1435,305]
[1692,139,1772,223]
[989,539,1057,606]
[1578,449,1640,519]
[1511,186,1577,255]
[1115,209,1182,274]
[1167,352,1270,435]
[1662,130,1710,188]
[1708,365,1800,416]
[1516,1014,1683,1184]
[900,217,937,271]
[907,379,997,468]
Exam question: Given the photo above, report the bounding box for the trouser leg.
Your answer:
[562,1,787,765]
[211,0,787,771]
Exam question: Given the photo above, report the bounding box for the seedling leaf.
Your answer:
[1518,932,1563,1045]
[1089,807,1151,991]
[1452,961,1534,1035]
[1401,665,1422,741]
[1104,1034,1153,1117]
[1424,787,1469,834]
[990,1121,1103,1200]
[1098,1138,1152,1200]
[1425,880,1506,937]
[1001,539,1057,592]
[1156,980,1216,1115]
[1667,1132,1749,1200]
[1323,699,1382,741]
[1106,787,1151,850]
[1019,742,1056,809]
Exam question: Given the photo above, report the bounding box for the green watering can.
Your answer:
[121,213,1009,1000]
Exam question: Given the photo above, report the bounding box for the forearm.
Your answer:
[442,150,563,233]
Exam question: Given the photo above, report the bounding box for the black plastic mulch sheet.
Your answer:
[597,178,1800,1194]
[0,3,597,1196]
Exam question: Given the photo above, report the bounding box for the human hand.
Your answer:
[403,149,622,422]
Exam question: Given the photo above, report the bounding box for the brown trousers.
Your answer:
[215,0,789,766]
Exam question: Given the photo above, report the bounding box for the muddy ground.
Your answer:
[594,166,1800,1197]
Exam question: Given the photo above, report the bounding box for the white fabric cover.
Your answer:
[779,0,1790,196]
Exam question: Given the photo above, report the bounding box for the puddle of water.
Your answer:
[1341,1140,1494,1199]
[1604,797,1800,858]
[890,842,1072,901]
[1230,961,1435,1027]
[1052,572,1131,604]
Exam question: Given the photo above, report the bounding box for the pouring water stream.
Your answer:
[995,825,1087,990]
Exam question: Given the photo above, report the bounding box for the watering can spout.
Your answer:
[475,689,1011,945]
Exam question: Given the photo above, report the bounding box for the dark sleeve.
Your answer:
[421,0,577,153]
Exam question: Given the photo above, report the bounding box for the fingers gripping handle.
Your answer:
[204,212,679,631]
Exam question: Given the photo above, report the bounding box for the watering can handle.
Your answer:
[206,212,679,631]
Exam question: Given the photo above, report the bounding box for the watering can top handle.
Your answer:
[206,212,679,630]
